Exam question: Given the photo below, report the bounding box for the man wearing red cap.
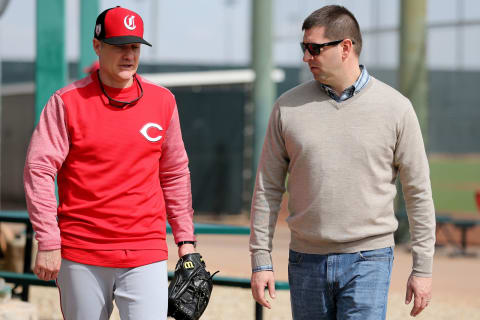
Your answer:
[24,6,195,319]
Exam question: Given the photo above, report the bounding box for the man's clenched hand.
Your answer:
[33,249,61,281]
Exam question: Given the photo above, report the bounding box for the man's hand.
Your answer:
[178,243,196,258]
[405,274,432,317]
[251,270,276,309]
[33,249,61,281]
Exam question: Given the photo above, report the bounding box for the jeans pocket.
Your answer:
[358,247,393,261]
[288,250,303,266]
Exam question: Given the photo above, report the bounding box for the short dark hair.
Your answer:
[302,5,362,56]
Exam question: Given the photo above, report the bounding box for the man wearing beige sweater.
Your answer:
[249,5,435,320]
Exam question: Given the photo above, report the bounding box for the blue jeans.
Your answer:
[288,247,394,320]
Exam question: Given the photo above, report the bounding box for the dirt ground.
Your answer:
[4,196,480,319]
[24,222,480,320]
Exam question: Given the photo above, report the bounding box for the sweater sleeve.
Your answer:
[24,93,70,251]
[159,105,195,244]
[394,105,436,277]
[249,103,289,270]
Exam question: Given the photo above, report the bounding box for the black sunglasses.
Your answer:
[97,70,144,107]
[300,39,355,56]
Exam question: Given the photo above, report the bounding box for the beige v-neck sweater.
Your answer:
[250,77,435,277]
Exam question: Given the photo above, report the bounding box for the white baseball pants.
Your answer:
[57,259,168,320]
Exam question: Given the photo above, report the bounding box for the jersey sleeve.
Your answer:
[24,93,70,251]
[159,105,195,244]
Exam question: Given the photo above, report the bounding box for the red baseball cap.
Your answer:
[94,6,152,47]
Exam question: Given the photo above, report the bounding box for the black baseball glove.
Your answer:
[168,253,218,320]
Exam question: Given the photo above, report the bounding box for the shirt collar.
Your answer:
[321,65,370,102]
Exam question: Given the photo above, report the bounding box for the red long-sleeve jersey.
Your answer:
[24,73,195,267]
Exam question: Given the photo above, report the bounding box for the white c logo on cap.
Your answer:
[95,24,101,36]
[140,123,163,142]
[124,15,136,30]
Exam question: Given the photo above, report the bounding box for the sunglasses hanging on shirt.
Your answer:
[96,70,144,107]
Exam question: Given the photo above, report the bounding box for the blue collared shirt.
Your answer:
[321,65,370,102]
[252,265,274,273]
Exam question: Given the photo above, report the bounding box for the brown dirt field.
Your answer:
[7,194,480,319]
[26,229,480,320]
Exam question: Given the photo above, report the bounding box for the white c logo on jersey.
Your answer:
[124,15,136,30]
[140,123,163,142]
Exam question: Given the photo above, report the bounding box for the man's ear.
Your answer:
[93,39,101,57]
[341,39,355,60]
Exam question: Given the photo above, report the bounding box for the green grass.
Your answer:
[429,156,480,215]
